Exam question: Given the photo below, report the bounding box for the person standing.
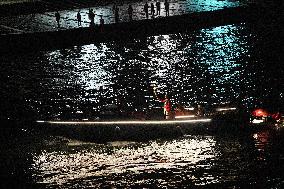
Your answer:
[88,9,95,27]
[128,4,133,21]
[77,10,81,26]
[150,3,155,18]
[164,0,169,16]
[144,2,149,19]
[153,87,173,120]
[115,6,119,23]
[99,15,104,32]
[55,11,60,28]
[156,1,161,15]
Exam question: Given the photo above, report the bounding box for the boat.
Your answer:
[36,117,213,142]
[35,106,283,142]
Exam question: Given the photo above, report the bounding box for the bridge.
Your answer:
[0,1,280,53]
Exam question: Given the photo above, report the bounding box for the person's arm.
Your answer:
[153,87,165,102]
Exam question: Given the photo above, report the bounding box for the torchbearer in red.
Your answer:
[153,86,173,119]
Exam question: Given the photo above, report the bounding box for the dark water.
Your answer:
[0,3,283,188]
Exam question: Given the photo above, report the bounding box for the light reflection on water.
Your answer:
[1,21,282,121]
[33,24,254,119]
[1,129,283,188]
[29,131,284,188]
[32,136,218,187]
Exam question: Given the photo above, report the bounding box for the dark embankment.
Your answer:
[0,5,271,54]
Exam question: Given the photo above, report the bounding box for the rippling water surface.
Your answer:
[2,132,276,188]
[32,136,217,187]
[1,21,282,121]
[0,6,283,187]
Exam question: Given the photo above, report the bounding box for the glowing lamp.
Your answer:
[252,109,268,117]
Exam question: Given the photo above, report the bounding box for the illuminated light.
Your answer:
[252,119,264,124]
[216,107,237,111]
[175,115,196,119]
[252,109,269,117]
[36,119,211,125]
[184,107,195,110]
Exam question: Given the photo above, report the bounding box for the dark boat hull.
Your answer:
[36,119,213,142]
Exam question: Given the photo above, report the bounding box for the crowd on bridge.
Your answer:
[54,0,171,29]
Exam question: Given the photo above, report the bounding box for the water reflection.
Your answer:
[253,131,271,161]
[31,136,218,187]
[0,22,282,120]
[39,25,250,118]
[29,131,284,188]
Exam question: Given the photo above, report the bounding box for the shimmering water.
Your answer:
[0,4,283,188]
[2,130,284,188]
[1,22,282,121]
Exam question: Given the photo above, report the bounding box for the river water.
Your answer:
[1,22,282,121]
[0,1,283,188]
[1,130,284,188]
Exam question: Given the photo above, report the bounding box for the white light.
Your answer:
[184,107,195,110]
[252,119,264,124]
[175,115,196,119]
[36,119,212,125]
[216,107,237,111]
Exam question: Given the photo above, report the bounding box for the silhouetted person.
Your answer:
[77,10,81,26]
[156,1,161,15]
[164,0,169,16]
[144,3,149,19]
[128,5,133,21]
[89,9,95,27]
[150,3,155,17]
[55,11,60,28]
[88,9,91,20]
[115,7,119,23]
[99,15,104,32]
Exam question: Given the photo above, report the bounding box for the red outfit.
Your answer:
[159,98,171,113]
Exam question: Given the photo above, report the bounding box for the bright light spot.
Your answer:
[252,119,264,124]
[216,107,237,111]
[184,107,195,110]
[175,115,196,119]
